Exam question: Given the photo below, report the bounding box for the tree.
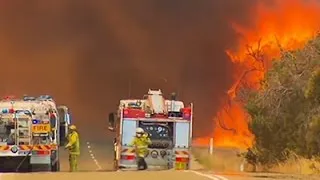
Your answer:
[242,34,320,166]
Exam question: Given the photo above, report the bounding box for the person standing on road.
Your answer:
[130,127,151,170]
[65,125,80,172]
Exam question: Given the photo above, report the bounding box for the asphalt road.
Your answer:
[1,169,319,180]
[0,171,239,180]
[0,141,319,180]
[58,139,114,172]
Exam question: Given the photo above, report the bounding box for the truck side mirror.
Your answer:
[108,113,116,131]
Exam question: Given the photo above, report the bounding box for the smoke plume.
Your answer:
[0,0,257,139]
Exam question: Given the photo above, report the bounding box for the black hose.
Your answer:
[15,139,39,172]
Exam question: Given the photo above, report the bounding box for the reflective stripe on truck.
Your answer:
[175,150,190,170]
[0,144,58,151]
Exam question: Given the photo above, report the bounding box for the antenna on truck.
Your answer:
[128,79,132,98]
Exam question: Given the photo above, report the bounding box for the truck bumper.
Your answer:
[118,163,169,171]
[0,155,52,172]
[0,156,31,172]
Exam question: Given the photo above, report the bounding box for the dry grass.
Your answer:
[269,157,320,175]
[192,146,245,172]
[192,146,320,175]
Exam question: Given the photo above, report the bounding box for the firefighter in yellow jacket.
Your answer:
[130,127,151,170]
[64,125,80,172]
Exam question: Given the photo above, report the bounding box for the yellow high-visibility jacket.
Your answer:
[130,134,151,157]
[65,131,80,155]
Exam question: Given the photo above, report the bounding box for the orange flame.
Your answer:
[195,0,320,149]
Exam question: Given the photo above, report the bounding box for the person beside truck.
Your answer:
[64,125,80,172]
[130,127,151,170]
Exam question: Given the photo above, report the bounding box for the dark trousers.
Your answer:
[137,157,147,170]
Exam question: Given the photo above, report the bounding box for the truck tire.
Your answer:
[51,149,60,172]
[51,160,60,172]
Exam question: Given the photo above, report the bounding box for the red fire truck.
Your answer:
[108,89,193,170]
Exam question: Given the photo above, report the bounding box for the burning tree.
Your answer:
[207,0,320,152]
[243,35,320,166]
[196,0,320,153]
[215,39,267,148]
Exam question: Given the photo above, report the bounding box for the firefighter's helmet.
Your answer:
[136,127,144,134]
[69,125,77,130]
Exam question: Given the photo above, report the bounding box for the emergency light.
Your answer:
[3,95,15,100]
[50,113,56,119]
[38,95,53,100]
[23,96,36,101]
[32,119,41,124]
[1,108,15,114]
[15,110,31,115]
[42,120,50,124]
[181,108,191,120]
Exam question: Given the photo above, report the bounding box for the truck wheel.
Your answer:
[51,150,60,172]
[51,160,60,172]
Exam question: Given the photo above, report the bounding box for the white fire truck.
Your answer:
[0,95,71,172]
[108,89,193,170]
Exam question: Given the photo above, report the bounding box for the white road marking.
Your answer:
[188,170,229,180]
[214,174,229,180]
[86,141,102,170]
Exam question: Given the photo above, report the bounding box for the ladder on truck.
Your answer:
[145,89,167,114]
[15,116,31,145]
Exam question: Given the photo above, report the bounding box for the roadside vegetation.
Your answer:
[193,34,320,175]
[192,147,244,172]
[241,34,320,174]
